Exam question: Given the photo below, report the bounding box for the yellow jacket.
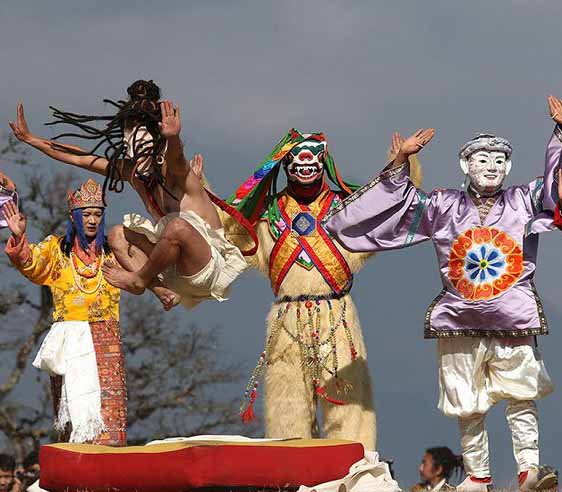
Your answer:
[6,234,120,322]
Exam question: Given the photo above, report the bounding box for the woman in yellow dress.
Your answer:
[3,179,126,446]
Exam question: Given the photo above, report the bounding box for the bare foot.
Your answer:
[102,262,145,295]
[151,285,181,311]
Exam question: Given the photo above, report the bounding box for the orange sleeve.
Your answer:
[5,234,60,286]
[5,233,32,266]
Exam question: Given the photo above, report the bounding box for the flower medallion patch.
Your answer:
[448,226,524,301]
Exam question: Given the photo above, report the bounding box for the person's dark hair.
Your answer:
[0,454,15,472]
[46,79,167,204]
[22,451,38,469]
[425,447,464,482]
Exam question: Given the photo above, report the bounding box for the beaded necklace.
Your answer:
[468,186,500,223]
[69,251,104,295]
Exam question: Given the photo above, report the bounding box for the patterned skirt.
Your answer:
[51,320,127,446]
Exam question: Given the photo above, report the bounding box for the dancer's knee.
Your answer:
[163,218,197,243]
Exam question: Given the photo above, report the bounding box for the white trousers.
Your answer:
[437,337,553,477]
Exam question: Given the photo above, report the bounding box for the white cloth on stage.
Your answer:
[27,480,48,492]
[32,321,106,443]
[124,211,248,308]
[297,451,401,492]
[146,435,286,445]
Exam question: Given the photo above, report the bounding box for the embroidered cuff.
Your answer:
[322,161,409,225]
[555,124,562,143]
[5,233,32,267]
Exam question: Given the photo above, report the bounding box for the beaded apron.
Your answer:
[240,191,356,421]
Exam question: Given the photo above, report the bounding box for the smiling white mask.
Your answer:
[459,134,513,196]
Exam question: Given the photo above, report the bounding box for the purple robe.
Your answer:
[324,127,562,338]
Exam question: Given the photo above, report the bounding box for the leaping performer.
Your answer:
[214,129,422,450]
[3,179,126,446]
[323,96,562,491]
[9,80,253,311]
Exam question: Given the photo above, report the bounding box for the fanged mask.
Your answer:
[285,140,326,185]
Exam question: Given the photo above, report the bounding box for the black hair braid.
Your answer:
[45,80,167,205]
[426,447,465,482]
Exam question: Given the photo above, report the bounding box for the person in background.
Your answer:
[18,452,41,492]
[0,454,20,492]
[411,447,463,491]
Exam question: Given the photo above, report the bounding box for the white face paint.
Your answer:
[461,150,511,194]
[285,140,326,184]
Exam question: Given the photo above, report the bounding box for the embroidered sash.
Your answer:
[268,190,352,295]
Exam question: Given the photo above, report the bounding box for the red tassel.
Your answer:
[241,389,257,423]
[241,403,256,423]
[315,386,345,405]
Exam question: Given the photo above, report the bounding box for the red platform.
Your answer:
[40,438,364,492]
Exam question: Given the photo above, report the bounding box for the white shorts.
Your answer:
[437,337,553,418]
[124,211,248,309]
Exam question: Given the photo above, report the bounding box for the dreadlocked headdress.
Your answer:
[227,129,360,225]
[46,80,167,204]
[47,80,261,256]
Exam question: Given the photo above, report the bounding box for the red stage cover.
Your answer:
[40,438,364,492]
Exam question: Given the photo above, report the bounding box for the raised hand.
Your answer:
[189,153,204,178]
[399,128,435,157]
[1,200,27,238]
[159,100,181,138]
[9,102,33,143]
[548,95,562,126]
[390,132,405,158]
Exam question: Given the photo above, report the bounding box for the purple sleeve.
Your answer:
[519,127,562,235]
[540,125,562,212]
[323,162,436,252]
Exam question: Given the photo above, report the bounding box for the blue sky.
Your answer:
[1,0,562,487]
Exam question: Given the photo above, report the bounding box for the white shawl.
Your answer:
[33,321,106,443]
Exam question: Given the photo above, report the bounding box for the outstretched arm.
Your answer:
[324,129,436,253]
[10,102,110,176]
[2,201,59,285]
[541,95,562,212]
[158,100,207,196]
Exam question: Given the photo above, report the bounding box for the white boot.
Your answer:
[456,476,493,492]
[519,466,558,491]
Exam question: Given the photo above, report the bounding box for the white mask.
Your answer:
[123,125,156,176]
[285,139,327,184]
[460,150,511,195]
